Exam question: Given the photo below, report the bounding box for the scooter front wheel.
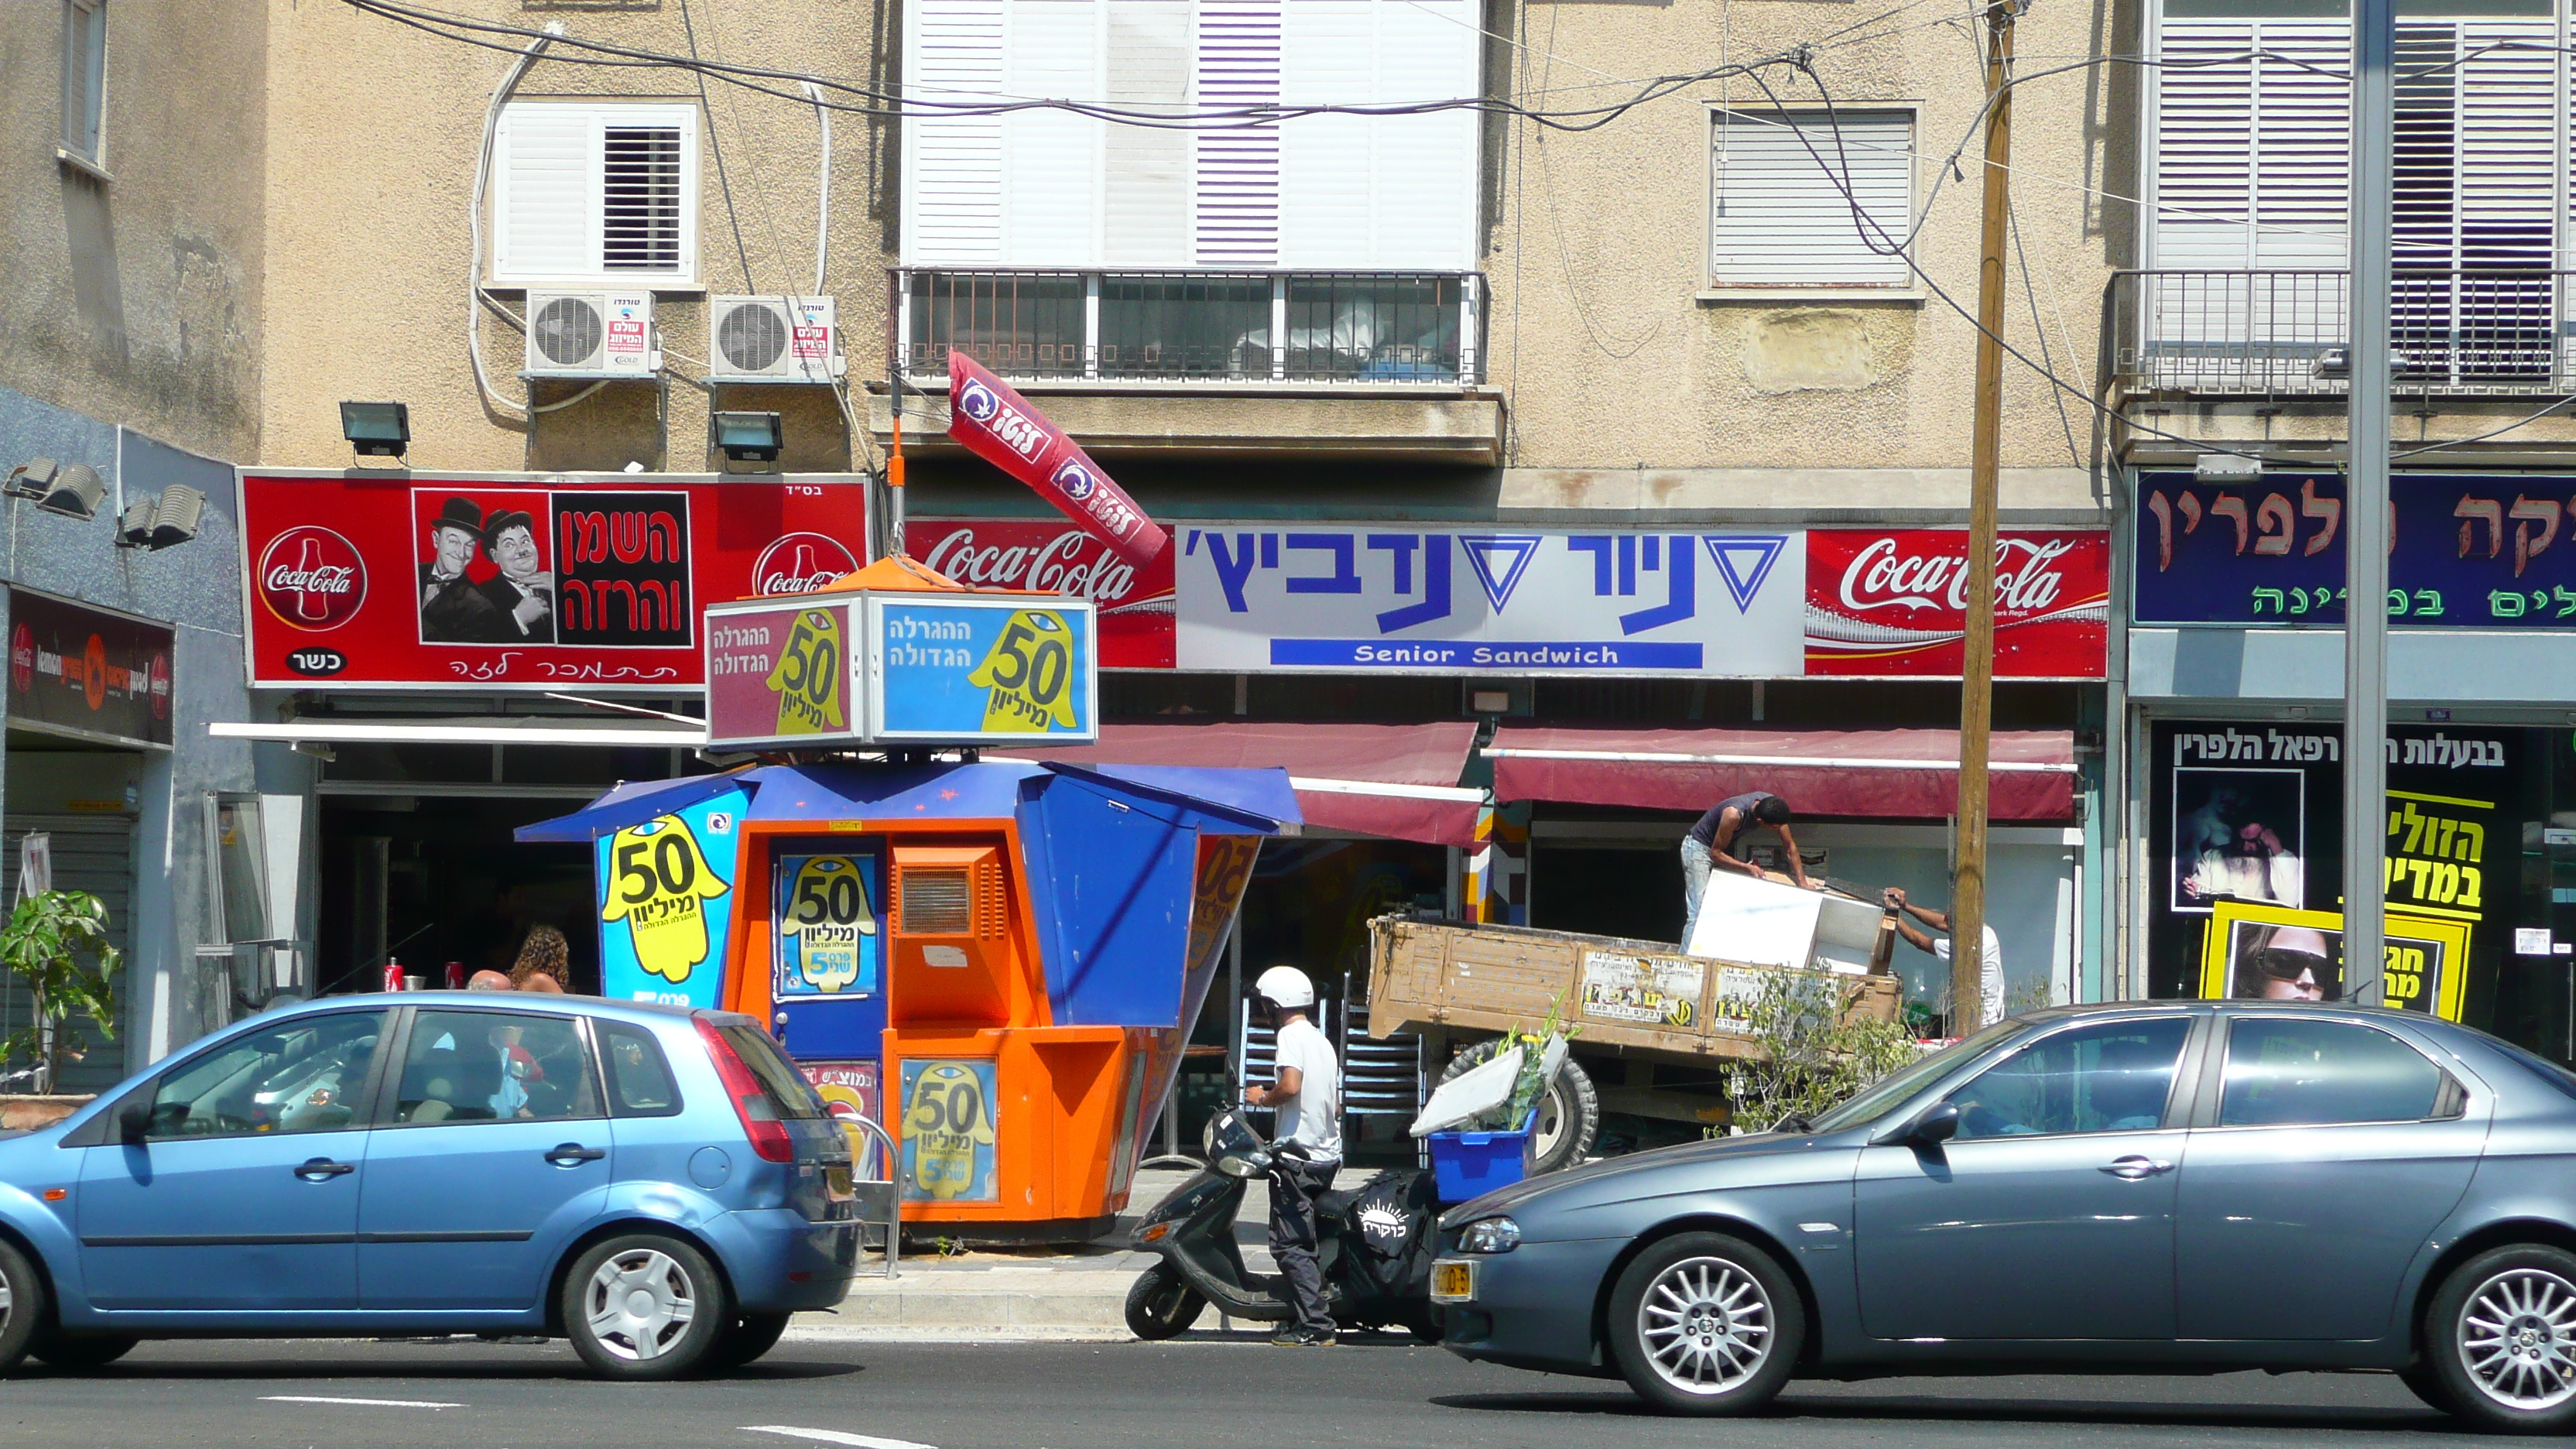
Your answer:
[1125,1263,1209,1341]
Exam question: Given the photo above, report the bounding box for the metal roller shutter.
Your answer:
[2,815,137,1094]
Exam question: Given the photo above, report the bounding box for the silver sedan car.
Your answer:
[1433,1001,2576,1434]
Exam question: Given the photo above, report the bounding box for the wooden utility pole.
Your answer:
[1953,0,2016,1034]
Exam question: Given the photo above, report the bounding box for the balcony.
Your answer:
[2114,268,2576,400]
[875,269,1502,464]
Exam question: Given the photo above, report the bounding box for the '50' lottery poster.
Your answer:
[776,851,882,997]
[598,790,745,1007]
[872,597,1098,744]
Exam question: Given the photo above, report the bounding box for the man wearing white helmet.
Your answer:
[1243,964,1341,1346]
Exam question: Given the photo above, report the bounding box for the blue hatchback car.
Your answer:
[0,995,859,1379]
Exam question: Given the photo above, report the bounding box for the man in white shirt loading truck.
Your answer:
[1242,965,1341,1347]
[1885,886,2006,1030]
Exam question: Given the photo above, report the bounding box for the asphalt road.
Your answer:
[0,1334,2469,1448]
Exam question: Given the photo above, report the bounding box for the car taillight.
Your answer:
[695,1018,795,1163]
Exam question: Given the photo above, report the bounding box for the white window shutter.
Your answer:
[2246,23,2350,269]
[1359,0,1476,270]
[2459,21,2554,267]
[1196,0,1282,266]
[2153,22,2255,269]
[1279,0,1374,269]
[1002,0,1102,265]
[1708,110,1912,286]
[906,0,1006,265]
[1103,0,1192,266]
[495,104,604,285]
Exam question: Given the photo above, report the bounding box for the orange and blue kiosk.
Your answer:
[518,560,1293,1239]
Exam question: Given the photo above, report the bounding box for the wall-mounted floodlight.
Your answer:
[341,401,411,458]
[6,458,59,499]
[713,411,784,465]
[36,464,104,520]
[116,485,205,550]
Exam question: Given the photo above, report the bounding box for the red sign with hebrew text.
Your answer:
[239,473,866,690]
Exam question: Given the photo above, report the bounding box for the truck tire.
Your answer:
[1438,1040,1599,1174]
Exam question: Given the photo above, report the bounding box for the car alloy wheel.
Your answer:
[584,1247,701,1363]
[1636,1255,1775,1396]
[2458,1266,2576,1412]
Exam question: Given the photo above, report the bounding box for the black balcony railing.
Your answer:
[2115,268,2575,398]
[895,269,1481,385]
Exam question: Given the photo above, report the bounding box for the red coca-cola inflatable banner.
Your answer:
[944,352,1170,570]
[916,519,1175,668]
[1804,529,2108,678]
[239,473,865,690]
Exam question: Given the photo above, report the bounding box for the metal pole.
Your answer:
[2345,0,2393,991]
[1954,0,2015,1033]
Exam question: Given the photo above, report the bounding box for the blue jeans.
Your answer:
[1680,837,1714,950]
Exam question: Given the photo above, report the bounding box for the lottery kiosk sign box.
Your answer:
[705,588,1098,751]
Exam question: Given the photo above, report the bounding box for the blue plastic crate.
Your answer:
[1427,1111,1537,1205]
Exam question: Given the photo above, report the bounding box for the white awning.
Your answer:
[209,718,707,748]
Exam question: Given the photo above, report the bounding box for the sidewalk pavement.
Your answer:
[797,1164,1389,1343]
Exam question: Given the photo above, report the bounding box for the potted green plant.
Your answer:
[0,889,122,1098]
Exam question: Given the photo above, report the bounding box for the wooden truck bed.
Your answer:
[1365,916,1903,1066]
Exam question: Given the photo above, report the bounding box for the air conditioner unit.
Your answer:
[522,291,656,379]
[709,295,843,384]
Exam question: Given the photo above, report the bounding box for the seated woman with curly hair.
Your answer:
[509,923,574,994]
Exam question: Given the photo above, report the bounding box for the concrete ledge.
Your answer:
[869,392,1504,464]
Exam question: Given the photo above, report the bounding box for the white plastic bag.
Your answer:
[1409,1045,1525,1137]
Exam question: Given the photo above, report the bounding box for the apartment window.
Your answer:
[1708,108,1914,289]
[60,0,106,168]
[492,103,699,286]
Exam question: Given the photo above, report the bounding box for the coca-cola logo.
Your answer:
[1051,459,1098,501]
[258,526,368,632]
[9,622,29,695]
[149,650,170,719]
[752,533,860,596]
[1836,536,2074,617]
[922,526,1142,604]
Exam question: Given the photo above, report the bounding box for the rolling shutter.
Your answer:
[493,104,699,286]
[1279,0,1478,270]
[1105,0,1192,265]
[1708,109,1913,286]
[906,0,1007,264]
[1,817,135,1094]
[1003,0,1102,265]
[1194,0,1283,265]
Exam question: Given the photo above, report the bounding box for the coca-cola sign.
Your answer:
[1805,529,2108,678]
[258,526,369,632]
[918,519,1174,669]
[5,587,174,748]
[753,533,860,596]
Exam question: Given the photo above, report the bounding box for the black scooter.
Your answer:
[1124,1108,1442,1341]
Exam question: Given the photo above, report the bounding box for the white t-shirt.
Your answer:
[1934,926,2008,1027]
[1270,1016,1342,1163]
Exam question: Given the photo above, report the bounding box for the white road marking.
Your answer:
[259,1395,464,1410]
[745,1427,939,1449]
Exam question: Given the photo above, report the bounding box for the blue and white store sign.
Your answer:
[1174,526,1806,673]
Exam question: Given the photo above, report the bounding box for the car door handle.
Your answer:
[2100,1155,2174,1180]
[545,1143,607,1166]
[294,1158,355,1180]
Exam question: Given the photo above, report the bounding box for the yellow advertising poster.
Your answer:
[598,813,733,991]
[899,1059,999,1203]
[775,853,880,996]
[967,609,1080,733]
[2197,899,2472,1020]
[764,606,848,735]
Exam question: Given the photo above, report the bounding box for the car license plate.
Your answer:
[1431,1259,1476,1303]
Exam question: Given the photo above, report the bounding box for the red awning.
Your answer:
[1485,725,2078,821]
[997,720,1485,846]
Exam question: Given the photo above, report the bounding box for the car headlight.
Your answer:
[1457,1216,1521,1254]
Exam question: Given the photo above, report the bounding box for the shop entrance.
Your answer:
[317,794,596,994]
[2,744,140,1093]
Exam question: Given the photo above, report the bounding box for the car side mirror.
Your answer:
[116,1100,152,1145]
[1904,1101,1961,1149]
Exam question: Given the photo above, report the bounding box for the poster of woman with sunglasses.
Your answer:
[2197,900,2472,1019]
